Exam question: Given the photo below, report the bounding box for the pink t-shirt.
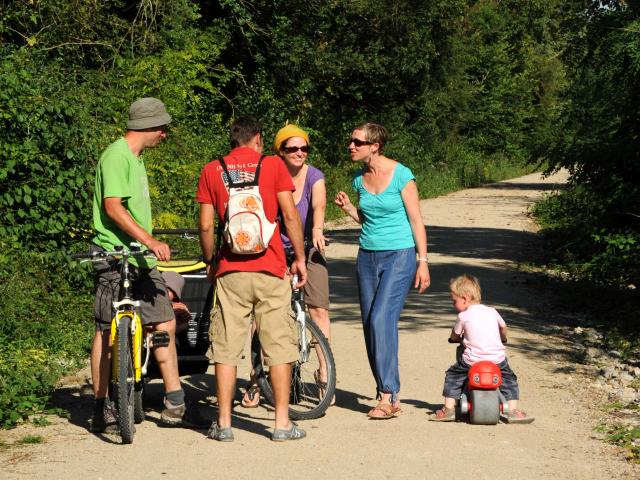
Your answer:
[453,304,506,365]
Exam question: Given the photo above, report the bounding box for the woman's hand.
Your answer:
[334,191,351,209]
[335,191,362,223]
[414,261,431,293]
[312,228,326,253]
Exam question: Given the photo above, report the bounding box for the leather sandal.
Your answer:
[241,384,260,408]
[314,370,335,406]
[367,402,402,419]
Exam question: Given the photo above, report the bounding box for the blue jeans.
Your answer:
[356,248,416,403]
[443,358,520,401]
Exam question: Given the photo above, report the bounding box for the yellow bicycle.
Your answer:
[74,243,159,444]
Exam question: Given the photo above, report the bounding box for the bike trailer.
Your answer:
[156,257,213,376]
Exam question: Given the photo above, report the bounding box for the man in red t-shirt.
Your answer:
[197,116,307,442]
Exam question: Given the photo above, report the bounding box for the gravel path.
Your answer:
[1,170,636,479]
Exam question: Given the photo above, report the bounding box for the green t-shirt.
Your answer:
[92,138,155,268]
[352,163,416,250]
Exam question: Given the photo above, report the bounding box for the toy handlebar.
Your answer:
[447,336,507,344]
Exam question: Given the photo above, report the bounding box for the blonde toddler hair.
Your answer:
[449,274,482,302]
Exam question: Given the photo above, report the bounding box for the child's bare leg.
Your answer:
[444,397,456,409]
[507,399,518,411]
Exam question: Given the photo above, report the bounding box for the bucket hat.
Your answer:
[127,97,172,130]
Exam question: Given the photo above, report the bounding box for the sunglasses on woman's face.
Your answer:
[282,145,309,154]
[348,138,373,147]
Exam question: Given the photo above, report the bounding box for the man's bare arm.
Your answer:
[104,197,170,261]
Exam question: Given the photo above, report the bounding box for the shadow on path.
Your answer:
[326,222,575,367]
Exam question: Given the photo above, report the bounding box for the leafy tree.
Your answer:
[539,1,640,287]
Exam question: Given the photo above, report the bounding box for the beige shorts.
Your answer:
[211,271,298,366]
[304,248,329,310]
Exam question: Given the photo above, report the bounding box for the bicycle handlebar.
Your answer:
[153,228,199,235]
[72,245,179,260]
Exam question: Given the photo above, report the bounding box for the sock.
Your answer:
[94,397,106,413]
[165,389,185,406]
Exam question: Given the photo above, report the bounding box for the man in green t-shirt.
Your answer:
[90,98,206,432]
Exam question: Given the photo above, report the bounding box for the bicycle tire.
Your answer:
[114,315,136,443]
[253,319,336,420]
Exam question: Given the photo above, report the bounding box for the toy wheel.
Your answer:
[469,390,500,425]
[460,393,469,414]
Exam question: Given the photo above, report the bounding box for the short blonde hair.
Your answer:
[354,122,387,153]
[449,274,482,302]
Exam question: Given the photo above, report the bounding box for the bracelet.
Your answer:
[418,257,428,262]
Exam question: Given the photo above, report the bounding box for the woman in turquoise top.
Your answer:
[335,122,430,419]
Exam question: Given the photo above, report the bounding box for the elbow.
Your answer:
[282,210,300,224]
[199,223,214,234]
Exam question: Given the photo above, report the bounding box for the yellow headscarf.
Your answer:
[273,124,310,153]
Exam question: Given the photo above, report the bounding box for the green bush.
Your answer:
[535,186,640,288]
[0,252,92,428]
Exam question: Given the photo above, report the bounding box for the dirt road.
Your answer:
[1,171,636,479]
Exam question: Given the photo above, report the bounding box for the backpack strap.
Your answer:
[217,157,235,189]
[253,154,266,185]
[218,154,266,189]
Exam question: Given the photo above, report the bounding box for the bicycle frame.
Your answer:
[108,247,149,382]
[291,274,309,363]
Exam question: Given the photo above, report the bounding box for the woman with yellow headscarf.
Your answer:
[275,124,333,404]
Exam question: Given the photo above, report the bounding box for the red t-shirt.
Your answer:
[196,146,294,278]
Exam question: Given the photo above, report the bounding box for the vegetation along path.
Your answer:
[1,170,636,479]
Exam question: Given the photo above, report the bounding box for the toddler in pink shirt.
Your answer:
[431,274,534,423]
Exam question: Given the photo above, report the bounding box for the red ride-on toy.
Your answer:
[459,361,509,425]
[449,339,509,425]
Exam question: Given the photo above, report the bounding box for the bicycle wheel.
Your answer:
[254,319,336,420]
[114,315,135,443]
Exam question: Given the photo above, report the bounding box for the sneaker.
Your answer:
[160,399,209,429]
[271,422,306,442]
[90,398,118,433]
[207,422,234,442]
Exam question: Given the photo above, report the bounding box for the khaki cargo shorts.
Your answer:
[210,271,298,366]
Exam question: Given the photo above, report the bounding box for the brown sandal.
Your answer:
[367,402,402,419]
[314,370,336,406]
[241,385,260,408]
